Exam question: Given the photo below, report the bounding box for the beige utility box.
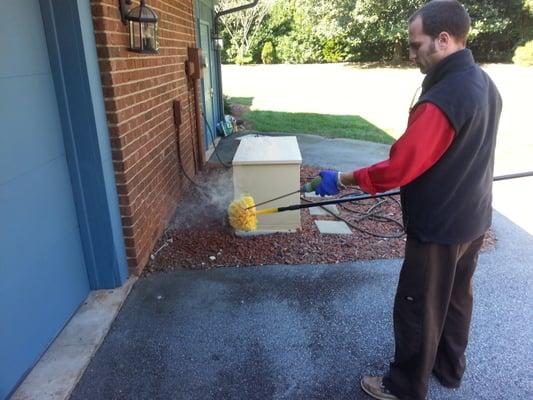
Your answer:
[232,136,302,233]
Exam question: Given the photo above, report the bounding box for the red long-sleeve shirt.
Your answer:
[354,103,455,195]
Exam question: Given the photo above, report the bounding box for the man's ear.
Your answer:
[437,31,451,50]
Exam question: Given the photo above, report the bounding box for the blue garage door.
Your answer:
[0,1,90,397]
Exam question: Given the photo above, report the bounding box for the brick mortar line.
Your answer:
[158,24,195,33]
[91,2,194,23]
[111,110,194,150]
[104,77,183,103]
[117,122,180,182]
[96,55,183,63]
[106,83,181,122]
[104,78,185,103]
[120,148,179,230]
[105,84,181,125]
[94,46,189,56]
[114,113,176,161]
[94,27,193,38]
[152,2,195,16]
[122,129,175,186]
[94,33,191,46]
[106,63,179,76]
[120,170,181,225]
[100,62,182,77]
[102,70,177,92]
[105,66,181,78]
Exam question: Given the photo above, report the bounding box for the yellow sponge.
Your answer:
[227,195,257,231]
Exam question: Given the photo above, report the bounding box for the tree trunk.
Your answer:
[392,41,403,63]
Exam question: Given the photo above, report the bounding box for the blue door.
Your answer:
[0,1,90,397]
[200,21,216,149]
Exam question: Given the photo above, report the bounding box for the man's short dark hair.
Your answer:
[409,0,471,44]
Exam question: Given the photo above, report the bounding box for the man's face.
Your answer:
[408,16,441,74]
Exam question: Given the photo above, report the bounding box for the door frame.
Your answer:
[40,0,128,289]
[199,20,216,150]
[196,0,222,153]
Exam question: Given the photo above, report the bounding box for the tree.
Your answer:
[297,0,357,62]
[216,0,276,64]
[219,0,532,64]
[464,0,529,62]
[351,0,425,62]
[263,0,356,63]
[525,0,533,14]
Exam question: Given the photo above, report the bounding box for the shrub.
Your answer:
[261,41,276,64]
[223,95,231,115]
[513,40,533,66]
[322,37,345,63]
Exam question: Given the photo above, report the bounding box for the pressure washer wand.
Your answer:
[256,190,398,216]
[255,171,533,216]
[248,177,323,209]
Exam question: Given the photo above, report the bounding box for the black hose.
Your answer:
[297,170,533,239]
[203,113,232,169]
[300,194,405,238]
[172,100,211,201]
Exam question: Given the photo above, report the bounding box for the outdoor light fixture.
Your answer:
[119,0,159,54]
[212,32,224,51]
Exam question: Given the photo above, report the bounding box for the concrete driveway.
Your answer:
[70,134,533,400]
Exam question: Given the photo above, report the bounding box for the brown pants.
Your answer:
[383,234,485,400]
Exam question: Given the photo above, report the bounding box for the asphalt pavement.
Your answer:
[71,133,532,400]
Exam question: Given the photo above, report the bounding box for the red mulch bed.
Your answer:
[145,165,496,274]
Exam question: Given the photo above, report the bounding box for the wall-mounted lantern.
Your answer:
[119,0,159,54]
[212,32,224,51]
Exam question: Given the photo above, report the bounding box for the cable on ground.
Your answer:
[300,189,405,239]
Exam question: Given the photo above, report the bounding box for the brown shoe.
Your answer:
[360,376,400,400]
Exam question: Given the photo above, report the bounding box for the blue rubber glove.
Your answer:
[315,170,340,196]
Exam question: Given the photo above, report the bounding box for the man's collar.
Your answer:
[422,49,475,93]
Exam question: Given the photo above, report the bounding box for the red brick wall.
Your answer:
[91,0,201,274]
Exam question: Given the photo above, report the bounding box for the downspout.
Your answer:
[213,1,259,119]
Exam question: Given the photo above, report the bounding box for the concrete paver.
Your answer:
[309,204,340,216]
[315,220,352,235]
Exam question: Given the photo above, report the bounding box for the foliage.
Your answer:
[464,0,531,62]
[513,40,533,65]
[219,0,533,64]
[216,0,276,64]
[275,8,322,63]
[526,0,533,14]
[261,41,276,63]
[223,95,232,115]
[351,0,424,61]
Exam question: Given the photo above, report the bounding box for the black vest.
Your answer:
[401,49,502,244]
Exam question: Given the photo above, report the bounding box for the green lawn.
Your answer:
[228,98,394,144]
[227,96,254,106]
[224,64,532,170]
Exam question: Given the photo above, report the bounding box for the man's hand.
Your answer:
[315,170,342,196]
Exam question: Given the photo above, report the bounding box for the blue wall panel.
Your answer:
[0,1,90,397]
[1,0,129,395]
[0,76,66,182]
[41,0,128,289]
[77,0,129,285]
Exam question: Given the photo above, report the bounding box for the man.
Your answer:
[314,1,502,399]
